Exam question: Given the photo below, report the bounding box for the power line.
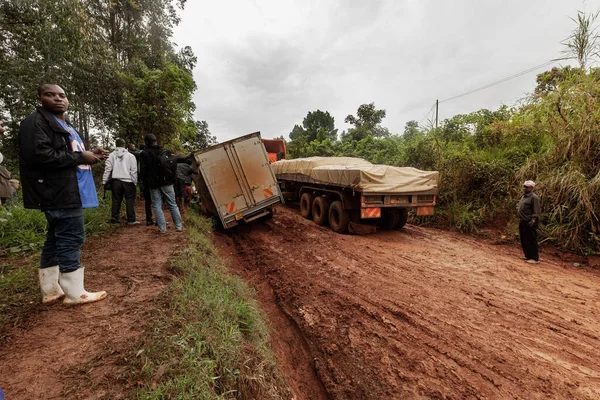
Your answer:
[439,60,557,104]
[418,103,436,127]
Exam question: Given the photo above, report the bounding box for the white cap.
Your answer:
[523,180,535,187]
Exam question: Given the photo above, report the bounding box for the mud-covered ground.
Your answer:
[216,206,600,399]
[0,204,182,399]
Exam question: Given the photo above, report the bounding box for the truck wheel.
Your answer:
[312,197,330,226]
[329,200,350,234]
[300,193,314,219]
[381,209,400,230]
[397,209,409,229]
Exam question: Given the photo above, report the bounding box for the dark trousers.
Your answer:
[142,181,153,222]
[40,208,85,273]
[111,179,137,223]
[519,220,539,261]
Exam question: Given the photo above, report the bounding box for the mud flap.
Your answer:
[348,221,377,235]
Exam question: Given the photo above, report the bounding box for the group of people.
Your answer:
[13,82,542,308]
[100,136,194,233]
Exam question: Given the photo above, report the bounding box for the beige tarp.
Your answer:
[272,157,439,193]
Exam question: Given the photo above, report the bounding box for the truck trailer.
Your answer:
[272,157,438,234]
[191,132,284,229]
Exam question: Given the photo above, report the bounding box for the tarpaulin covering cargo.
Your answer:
[272,157,438,193]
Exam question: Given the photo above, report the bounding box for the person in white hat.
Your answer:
[518,180,541,263]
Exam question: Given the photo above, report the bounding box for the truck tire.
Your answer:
[397,208,409,229]
[300,193,314,219]
[381,208,400,230]
[329,200,350,234]
[312,197,330,226]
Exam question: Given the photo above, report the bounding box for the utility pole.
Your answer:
[435,99,439,129]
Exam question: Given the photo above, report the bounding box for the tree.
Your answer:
[0,0,198,165]
[183,120,216,150]
[289,124,306,141]
[403,120,420,141]
[302,110,337,141]
[562,9,600,70]
[344,102,389,140]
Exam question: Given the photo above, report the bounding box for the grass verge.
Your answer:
[129,211,291,399]
[0,195,114,336]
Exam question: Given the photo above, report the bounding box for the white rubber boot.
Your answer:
[39,266,65,304]
[59,267,107,305]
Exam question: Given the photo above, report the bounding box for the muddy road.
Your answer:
[216,206,600,399]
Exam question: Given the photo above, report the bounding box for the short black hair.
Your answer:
[37,83,60,96]
[115,138,126,147]
[144,134,157,145]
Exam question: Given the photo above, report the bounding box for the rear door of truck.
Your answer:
[195,132,283,228]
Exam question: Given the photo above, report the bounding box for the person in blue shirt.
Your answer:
[18,84,108,305]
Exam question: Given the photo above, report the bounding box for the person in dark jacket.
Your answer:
[175,158,194,217]
[137,143,154,225]
[518,180,541,264]
[139,134,182,233]
[18,83,108,305]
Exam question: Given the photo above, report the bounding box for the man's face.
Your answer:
[39,85,69,114]
[523,185,533,194]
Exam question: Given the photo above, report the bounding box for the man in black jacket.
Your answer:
[19,83,108,305]
[139,134,182,233]
[518,180,542,264]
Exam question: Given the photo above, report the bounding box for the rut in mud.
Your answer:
[216,205,600,399]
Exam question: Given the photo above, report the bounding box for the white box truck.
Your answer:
[191,132,284,228]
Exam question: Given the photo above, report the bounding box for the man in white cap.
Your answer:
[518,180,541,263]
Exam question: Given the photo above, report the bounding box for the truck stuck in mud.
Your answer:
[191,132,285,228]
[272,157,439,233]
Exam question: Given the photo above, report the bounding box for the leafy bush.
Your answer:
[0,196,113,254]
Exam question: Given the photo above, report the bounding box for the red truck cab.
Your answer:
[262,138,286,163]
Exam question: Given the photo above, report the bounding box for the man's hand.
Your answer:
[91,148,108,160]
[82,151,101,165]
[529,219,536,227]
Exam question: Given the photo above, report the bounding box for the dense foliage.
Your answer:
[0,0,213,172]
[284,69,600,254]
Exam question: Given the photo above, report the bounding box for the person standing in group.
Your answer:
[175,157,194,217]
[139,134,182,233]
[0,152,12,206]
[102,138,139,225]
[518,180,541,264]
[18,83,107,304]
[137,143,154,225]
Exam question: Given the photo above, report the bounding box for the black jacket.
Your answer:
[140,145,164,189]
[18,107,85,209]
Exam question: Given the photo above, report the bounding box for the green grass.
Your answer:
[129,212,291,399]
[0,194,114,335]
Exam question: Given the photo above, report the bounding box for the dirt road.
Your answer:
[216,206,600,399]
[0,206,182,399]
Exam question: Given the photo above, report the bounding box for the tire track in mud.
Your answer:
[216,206,600,399]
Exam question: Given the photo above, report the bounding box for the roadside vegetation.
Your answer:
[129,211,290,399]
[282,11,600,255]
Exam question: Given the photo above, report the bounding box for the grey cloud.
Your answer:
[175,0,600,141]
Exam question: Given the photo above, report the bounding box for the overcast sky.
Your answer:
[173,0,600,142]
